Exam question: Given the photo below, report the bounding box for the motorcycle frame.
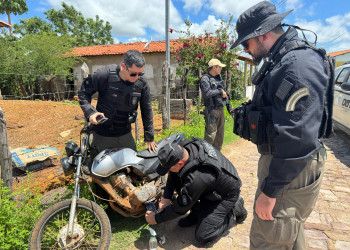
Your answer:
[67,131,89,238]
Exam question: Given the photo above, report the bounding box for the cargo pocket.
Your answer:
[284,169,323,220]
[253,203,298,245]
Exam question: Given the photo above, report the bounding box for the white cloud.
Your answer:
[285,0,303,12]
[47,0,183,40]
[208,0,262,18]
[294,13,350,52]
[181,0,205,14]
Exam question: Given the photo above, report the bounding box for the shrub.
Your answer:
[0,180,43,249]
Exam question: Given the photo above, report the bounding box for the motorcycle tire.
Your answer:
[29,198,111,250]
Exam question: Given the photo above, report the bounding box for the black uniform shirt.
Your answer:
[78,64,154,141]
[155,143,217,224]
[257,28,328,197]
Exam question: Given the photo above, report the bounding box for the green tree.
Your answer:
[0,33,81,97]
[0,0,28,35]
[13,2,113,46]
[171,16,244,99]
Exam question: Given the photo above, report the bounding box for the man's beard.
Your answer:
[252,38,269,65]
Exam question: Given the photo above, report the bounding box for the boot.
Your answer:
[178,211,198,227]
[234,196,247,224]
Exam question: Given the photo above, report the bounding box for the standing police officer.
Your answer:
[145,138,247,245]
[200,59,234,151]
[231,1,334,249]
[78,50,157,155]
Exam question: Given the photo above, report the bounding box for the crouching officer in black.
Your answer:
[230,1,334,249]
[200,58,234,151]
[145,138,247,244]
[78,50,157,155]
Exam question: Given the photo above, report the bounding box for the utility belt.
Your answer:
[233,101,276,145]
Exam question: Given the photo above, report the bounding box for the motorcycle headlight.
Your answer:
[60,156,76,176]
[65,141,80,157]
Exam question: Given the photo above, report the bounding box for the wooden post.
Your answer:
[243,61,248,97]
[227,70,232,96]
[161,61,170,130]
[182,68,189,125]
[198,67,202,114]
[0,107,12,192]
[135,114,139,143]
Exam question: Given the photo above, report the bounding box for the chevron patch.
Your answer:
[285,87,310,111]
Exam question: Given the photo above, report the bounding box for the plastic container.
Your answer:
[148,227,158,250]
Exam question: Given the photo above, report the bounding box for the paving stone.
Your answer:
[334,186,350,193]
[305,229,329,240]
[332,222,350,231]
[307,211,321,224]
[305,223,332,231]
[335,240,350,250]
[308,239,328,249]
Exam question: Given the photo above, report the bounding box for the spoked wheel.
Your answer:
[29,199,111,250]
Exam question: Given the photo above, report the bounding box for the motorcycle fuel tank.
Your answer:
[91,148,143,177]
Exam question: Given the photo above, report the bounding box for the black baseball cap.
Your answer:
[231,1,293,49]
[156,142,184,176]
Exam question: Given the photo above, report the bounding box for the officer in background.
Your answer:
[230,1,333,249]
[145,138,247,245]
[200,58,234,151]
[78,50,157,155]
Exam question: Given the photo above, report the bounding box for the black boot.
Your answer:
[234,196,247,224]
[178,211,198,227]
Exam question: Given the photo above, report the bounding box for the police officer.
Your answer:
[230,1,333,249]
[200,58,234,151]
[78,50,157,155]
[145,138,247,245]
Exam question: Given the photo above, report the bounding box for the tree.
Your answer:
[0,33,81,98]
[13,2,113,46]
[171,16,244,100]
[0,0,28,35]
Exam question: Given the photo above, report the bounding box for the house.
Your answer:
[327,49,350,68]
[72,40,254,98]
[0,20,11,28]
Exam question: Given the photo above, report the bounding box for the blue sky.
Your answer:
[1,0,350,53]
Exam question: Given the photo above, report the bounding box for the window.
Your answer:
[336,67,350,85]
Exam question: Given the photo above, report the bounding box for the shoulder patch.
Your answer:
[285,87,310,111]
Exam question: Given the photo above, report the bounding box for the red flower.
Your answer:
[214,51,218,55]
[196,55,202,59]
[193,62,196,65]
[170,28,173,33]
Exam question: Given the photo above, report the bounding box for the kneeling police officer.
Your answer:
[145,138,247,244]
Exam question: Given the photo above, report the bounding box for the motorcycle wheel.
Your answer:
[29,198,111,250]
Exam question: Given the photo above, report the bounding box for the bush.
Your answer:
[0,180,43,249]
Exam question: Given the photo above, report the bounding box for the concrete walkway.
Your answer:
[153,130,350,250]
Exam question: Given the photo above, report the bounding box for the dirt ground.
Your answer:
[0,100,180,192]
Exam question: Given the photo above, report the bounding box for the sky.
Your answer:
[1,0,350,53]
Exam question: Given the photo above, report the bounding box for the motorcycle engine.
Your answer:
[110,173,157,205]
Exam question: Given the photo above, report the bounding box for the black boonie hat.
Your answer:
[156,142,184,176]
[230,1,293,49]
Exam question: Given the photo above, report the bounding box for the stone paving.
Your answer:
[152,130,350,250]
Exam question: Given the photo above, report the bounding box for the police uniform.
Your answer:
[78,64,154,152]
[249,27,328,249]
[230,2,334,249]
[200,74,233,151]
[155,139,245,244]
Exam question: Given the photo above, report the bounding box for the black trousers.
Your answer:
[194,195,238,244]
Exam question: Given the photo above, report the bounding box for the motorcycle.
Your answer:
[29,118,184,249]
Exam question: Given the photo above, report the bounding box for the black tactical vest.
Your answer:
[201,74,227,109]
[233,40,335,148]
[178,138,241,199]
[96,65,144,130]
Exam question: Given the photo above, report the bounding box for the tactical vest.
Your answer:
[201,74,227,109]
[233,40,335,147]
[178,138,240,200]
[96,65,144,130]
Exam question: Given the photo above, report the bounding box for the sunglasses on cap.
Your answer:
[125,65,145,77]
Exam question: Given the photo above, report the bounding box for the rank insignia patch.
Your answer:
[285,87,310,111]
